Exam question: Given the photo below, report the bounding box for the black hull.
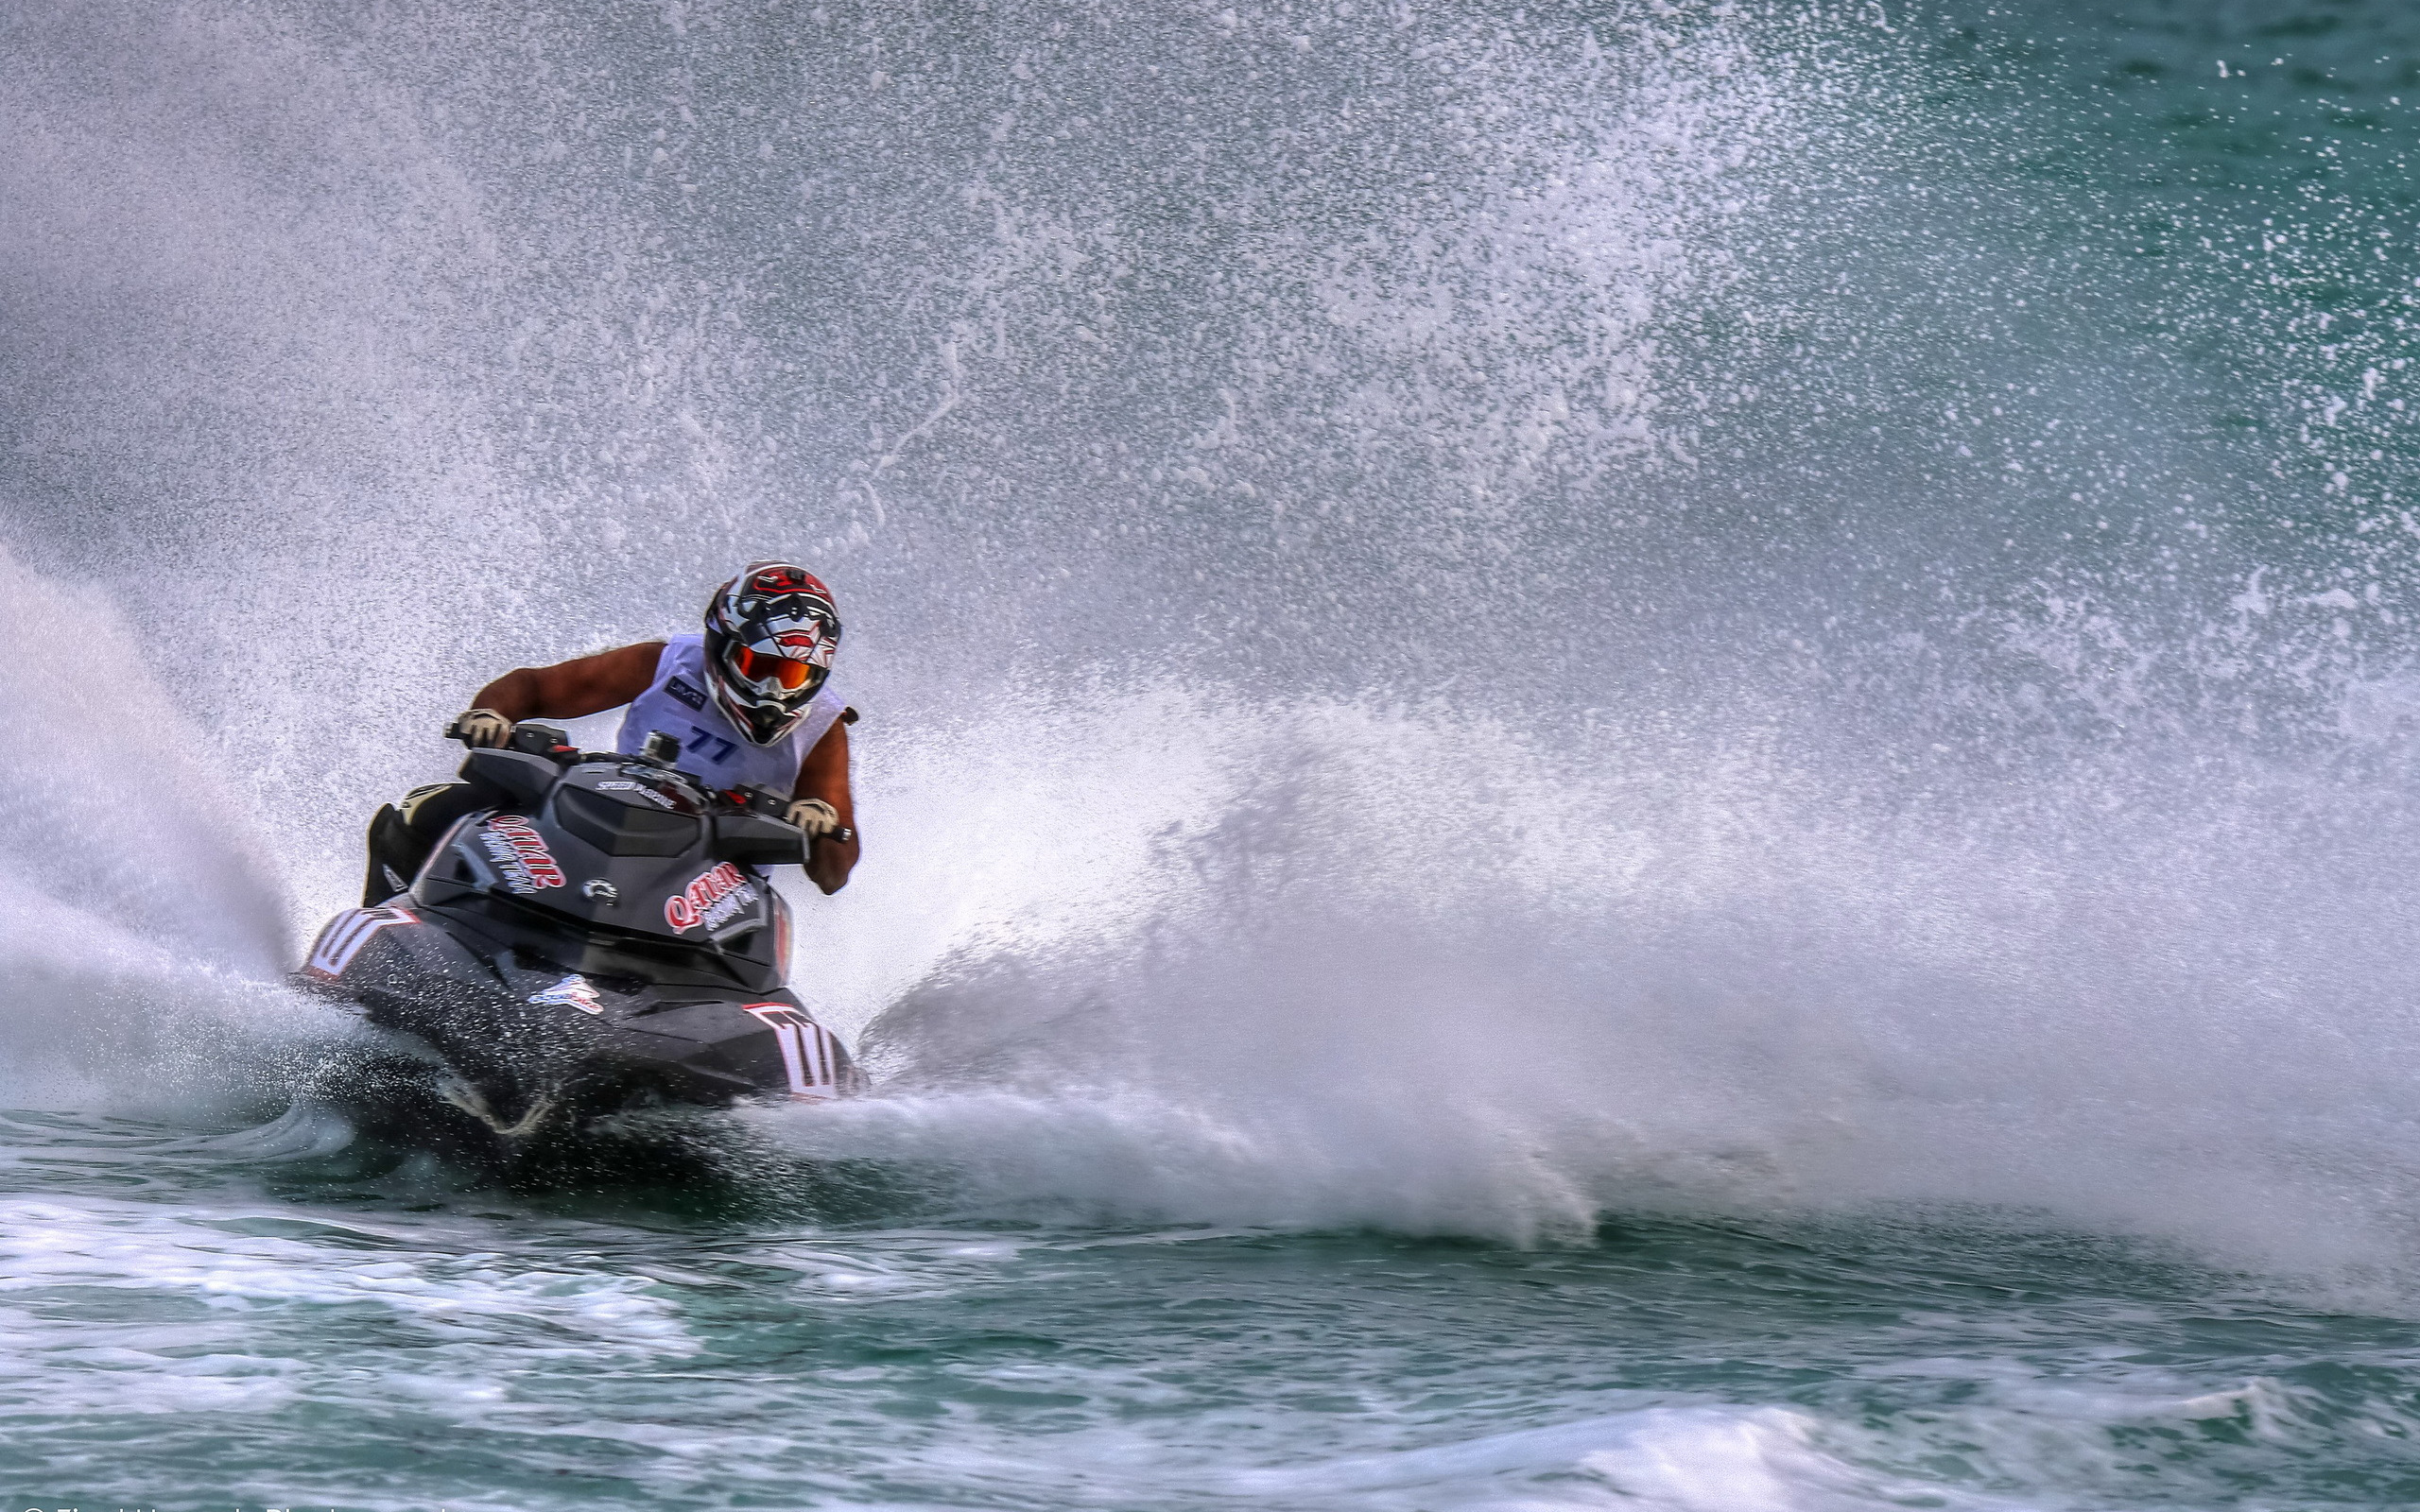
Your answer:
[299,900,862,1163]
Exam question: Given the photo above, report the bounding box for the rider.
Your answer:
[364,562,859,903]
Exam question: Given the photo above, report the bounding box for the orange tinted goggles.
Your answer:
[732,644,821,691]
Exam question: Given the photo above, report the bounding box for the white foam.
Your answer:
[1215,1405,2038,1511]
[0,1194,698,1359]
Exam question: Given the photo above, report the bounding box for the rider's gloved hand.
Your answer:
[785,798,843,838]
[452,708,514,748]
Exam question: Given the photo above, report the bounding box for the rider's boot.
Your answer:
[362,782,482,905]
[363,802,417,906]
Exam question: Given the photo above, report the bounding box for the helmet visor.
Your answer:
[731,644,821,693]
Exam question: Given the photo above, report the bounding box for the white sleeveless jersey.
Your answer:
[614,634,846,794]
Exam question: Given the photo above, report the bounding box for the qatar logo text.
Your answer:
[481,815,566,894]
[665,861,756,933]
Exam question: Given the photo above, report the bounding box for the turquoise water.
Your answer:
[11,1109,2420,1510]
[4,0,2420,1506]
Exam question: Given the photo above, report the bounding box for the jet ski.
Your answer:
[297,722,865,1165]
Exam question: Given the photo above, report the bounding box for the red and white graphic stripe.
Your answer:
[743,1003,842,1100]
[304,906,418,981]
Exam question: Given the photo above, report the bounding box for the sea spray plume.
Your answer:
[0,2,696,917]
[758,681,2420,1282]
[0,548,296,1108]
[61,0,1780,710]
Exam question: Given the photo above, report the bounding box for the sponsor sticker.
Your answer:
[304,905,417,981]
[480,815,566,894]
[600,780,680,810]
[664,861,758,934]
[666,674,708,711]
[529,973,604,1015]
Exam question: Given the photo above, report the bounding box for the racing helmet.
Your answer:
[701,561,842,746]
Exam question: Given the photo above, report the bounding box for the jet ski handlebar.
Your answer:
[443,719,798,824]
[443,714,580,761]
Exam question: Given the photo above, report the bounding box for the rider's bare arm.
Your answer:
[472,643,666,722]
[794,719,858,895]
